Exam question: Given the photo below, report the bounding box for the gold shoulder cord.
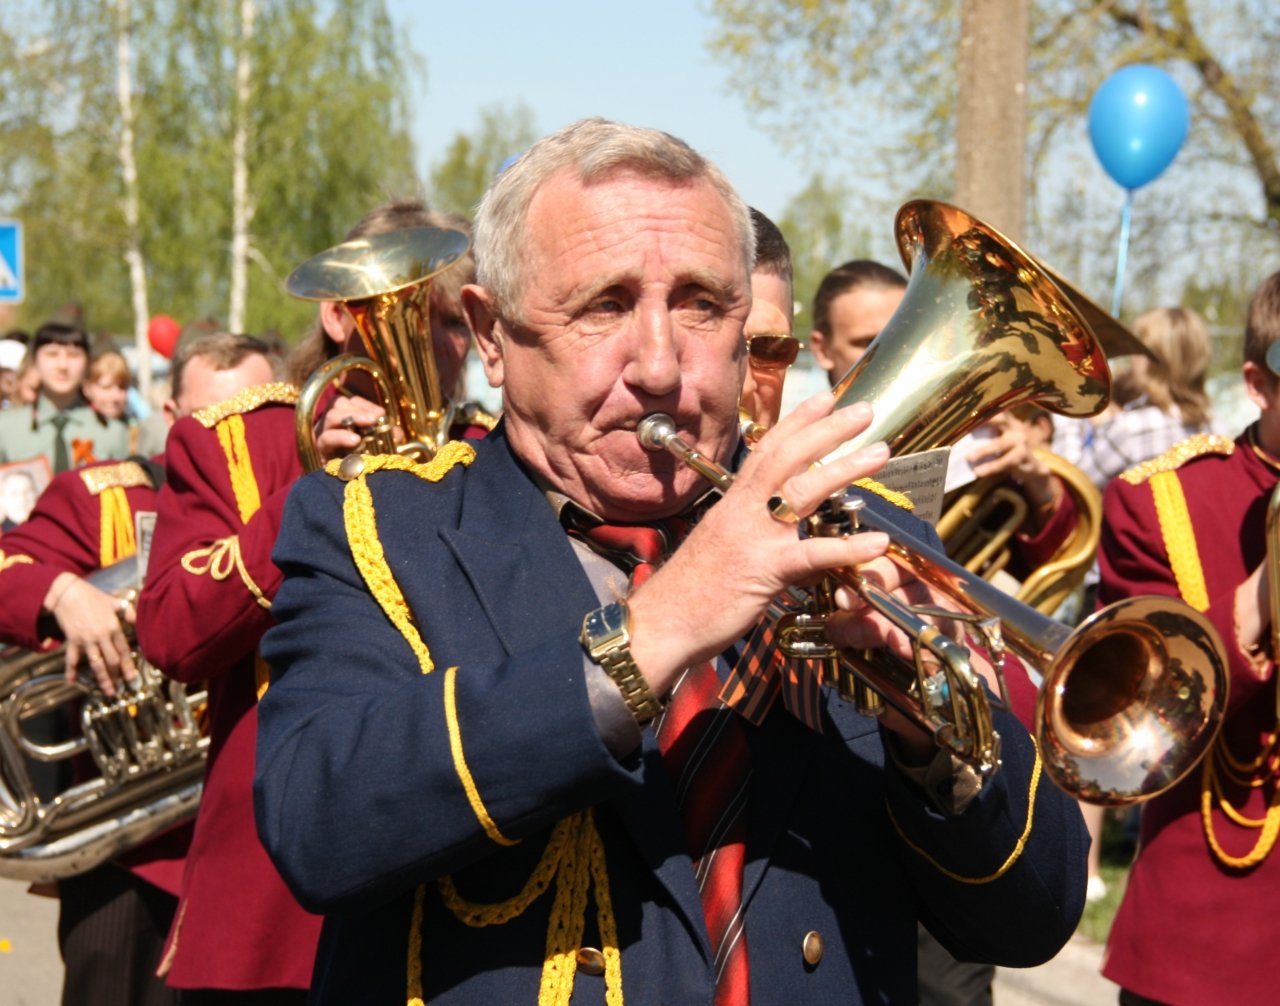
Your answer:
[329,444,623,1006]
[79,462,153,567]
[1149,466,1280,869]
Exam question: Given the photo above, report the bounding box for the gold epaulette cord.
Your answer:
[1149,471,1209,612]
[192,383,300,429]
[1149,467,1280,868]
[886,738,1042,884]
[332,445,623,1006]
[215,415,262,524]
[1119,433,1235,486]
[99,487,137,567]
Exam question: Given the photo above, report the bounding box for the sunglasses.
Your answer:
[747,334,801,370]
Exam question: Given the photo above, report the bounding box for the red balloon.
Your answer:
[148,314,181,358]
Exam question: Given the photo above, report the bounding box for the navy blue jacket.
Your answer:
[255,425,1087,1005]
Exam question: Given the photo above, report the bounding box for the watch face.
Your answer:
[582,602,629,653]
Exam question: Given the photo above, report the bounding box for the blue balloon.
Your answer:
[1088,64,1189,190]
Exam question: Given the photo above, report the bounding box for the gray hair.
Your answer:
[473,118,754,317]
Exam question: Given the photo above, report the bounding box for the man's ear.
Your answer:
[162,398,180,426]
[462,284,505,389]
[320,301,353,348]
[1243,360,1276,412]
[808,329,835,373]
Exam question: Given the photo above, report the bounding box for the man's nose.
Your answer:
[626,306,681,396]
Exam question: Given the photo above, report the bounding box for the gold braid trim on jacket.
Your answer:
[327,444,623,1006]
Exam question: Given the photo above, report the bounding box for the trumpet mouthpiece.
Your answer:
[637,413,677,451]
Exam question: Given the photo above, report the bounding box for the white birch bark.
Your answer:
[228,0,256,333]
[113,0,152,400]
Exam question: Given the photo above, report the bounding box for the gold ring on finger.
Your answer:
[767,493,801,524]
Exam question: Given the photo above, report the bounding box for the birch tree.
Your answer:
[0,0,417,343]
[228,0,255,334]
[112,0,153,398]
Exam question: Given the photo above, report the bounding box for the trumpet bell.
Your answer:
[828,200,1111,461]
[1038,596,1228,805]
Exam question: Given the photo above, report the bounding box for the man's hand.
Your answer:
[44,573,137,696]
[824,562,970,761]
[966,414,1058,521]
[315,394,397,464]
[627,393,894,696]
[1236,560,1275,680]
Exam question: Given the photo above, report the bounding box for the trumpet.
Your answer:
[287,225,471,472]
[634,199,1226,803]
[639,413,1227,803]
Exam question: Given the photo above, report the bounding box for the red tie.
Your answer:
[567,512,752,1005]
[656,664,751,1006]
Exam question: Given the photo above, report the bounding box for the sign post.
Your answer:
[0,221,24,306]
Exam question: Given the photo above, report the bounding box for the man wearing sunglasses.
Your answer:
[741,207,800,437]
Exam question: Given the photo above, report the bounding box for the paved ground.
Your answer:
[0,877,60,1006]
[1,874,1117,1005]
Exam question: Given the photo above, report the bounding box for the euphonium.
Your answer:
[640,199,1228,804]
[0,557,208,882]
[287,226,471,472]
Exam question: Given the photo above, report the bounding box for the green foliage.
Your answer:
[776,171,877,331]
[706,0,1280,327]
[0,0,419,345]
[427,103,539,218]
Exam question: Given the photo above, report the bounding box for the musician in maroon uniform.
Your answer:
[0,330,282,1006]
[135,202,487,1002]
[1097,270,1280,1006]
[136,371,317,1001]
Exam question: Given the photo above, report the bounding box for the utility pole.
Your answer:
[955,0,1029,241]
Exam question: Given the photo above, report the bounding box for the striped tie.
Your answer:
[565,509,752,1004]
[657,663,751,1006]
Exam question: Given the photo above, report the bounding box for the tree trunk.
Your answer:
[228,0,256,334]
[113,0,151,401]
[955,0,1029,241]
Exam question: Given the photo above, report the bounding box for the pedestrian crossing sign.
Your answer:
[0,221,23,305]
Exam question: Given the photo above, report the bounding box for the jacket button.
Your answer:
[802,930,824,966]
[576,947,606,976]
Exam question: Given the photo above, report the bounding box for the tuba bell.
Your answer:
[287,225,472,472]
[0,557,208,882]
[645,199,1227,804]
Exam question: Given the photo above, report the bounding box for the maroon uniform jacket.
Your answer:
[0,457,190,895]
[1097,428,1280,1006]
[135,385,323,991]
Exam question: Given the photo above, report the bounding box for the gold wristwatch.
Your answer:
[579,600,664,724]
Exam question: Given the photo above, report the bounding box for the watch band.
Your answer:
[580,601,664,725]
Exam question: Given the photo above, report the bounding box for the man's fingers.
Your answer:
[111,629,139,681]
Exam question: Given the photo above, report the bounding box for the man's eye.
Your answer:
[585,297,627,315]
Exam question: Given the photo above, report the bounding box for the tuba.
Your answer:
[0,557,208,882]
[642,199,1227,804]
[288,226,471,472]
[937,447,1103,616]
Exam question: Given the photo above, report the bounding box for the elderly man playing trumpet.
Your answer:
[253,118,1087,1005]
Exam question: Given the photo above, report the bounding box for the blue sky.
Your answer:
[387,0,800,221]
